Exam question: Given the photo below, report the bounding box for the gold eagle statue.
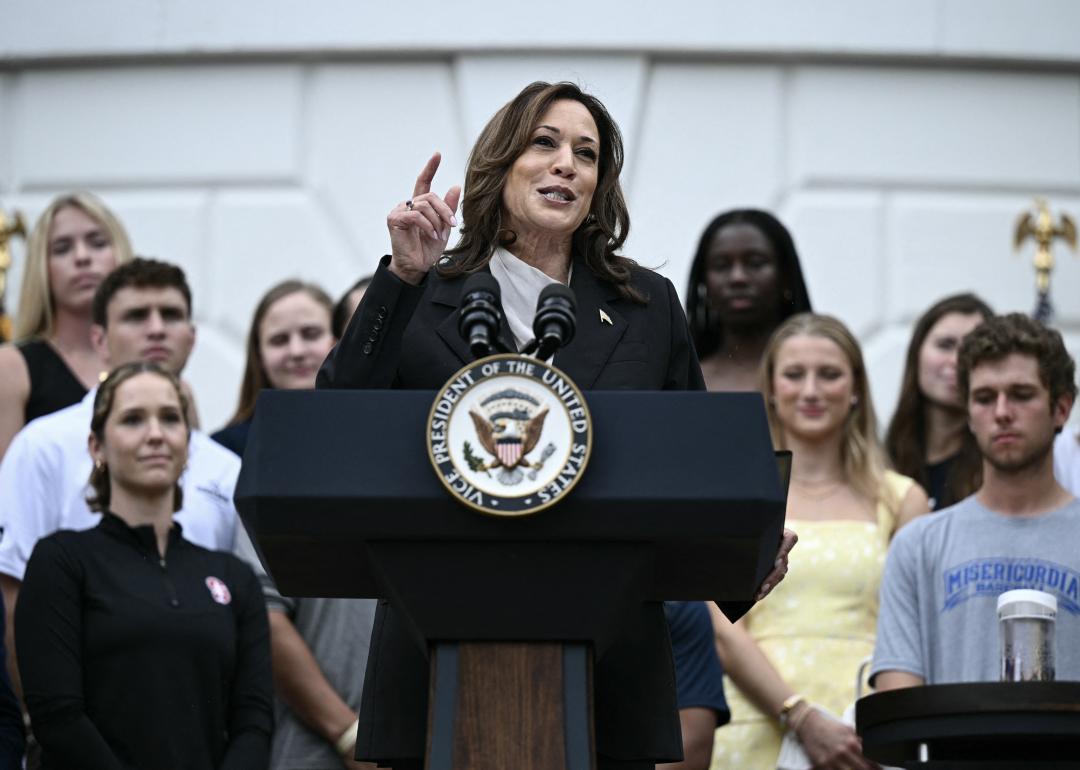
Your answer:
[1014,198,1077,293]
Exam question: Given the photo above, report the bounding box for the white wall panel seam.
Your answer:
[620,55,654,202]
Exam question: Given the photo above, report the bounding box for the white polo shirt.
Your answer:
[0,389,240,581]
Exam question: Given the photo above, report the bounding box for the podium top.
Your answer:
[236,389,786,604]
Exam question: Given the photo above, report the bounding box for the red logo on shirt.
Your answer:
[205,576,232,605]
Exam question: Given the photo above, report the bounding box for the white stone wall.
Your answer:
[2,1,1079,432]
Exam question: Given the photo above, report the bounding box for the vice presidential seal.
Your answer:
[427,354,592,517]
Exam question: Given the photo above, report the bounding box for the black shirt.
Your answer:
[16,513,272,770]
[17,340,86,422]
[924,454,956,511]
[0,592,25,764]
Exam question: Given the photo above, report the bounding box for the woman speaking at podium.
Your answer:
[319,81,791,770]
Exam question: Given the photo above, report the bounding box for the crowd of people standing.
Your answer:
[0,79,1077,770]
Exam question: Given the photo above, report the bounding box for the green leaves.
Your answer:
[463,441,491,476]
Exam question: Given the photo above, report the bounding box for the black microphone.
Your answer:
[458,273,503,359]
[532,283,576,360]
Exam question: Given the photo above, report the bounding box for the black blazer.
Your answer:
[317,254,703,767]
[318,254,704,392]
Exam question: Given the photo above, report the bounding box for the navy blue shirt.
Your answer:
[665,601,730,725]
[211,420,252,459]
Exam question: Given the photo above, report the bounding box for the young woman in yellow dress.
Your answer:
[710,313,929,770]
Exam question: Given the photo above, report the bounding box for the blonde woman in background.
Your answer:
[0,193,132,458]
[211,279,336,455]
[711,313,928,770]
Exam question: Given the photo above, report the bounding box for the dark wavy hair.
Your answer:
[227,279,334,426]
[439,81,644,303]
[958,313,1077,422]
[87,361,190,513]
[685,209,811,358]
[92,257,192,327]
[885,293,993,508]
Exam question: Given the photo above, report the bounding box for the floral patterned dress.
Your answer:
[711,471,914,770]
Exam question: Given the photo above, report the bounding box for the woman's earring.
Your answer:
[850,396,859,406]
[94,459,105,471]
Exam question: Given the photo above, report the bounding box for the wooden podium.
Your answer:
[235,389,786,769]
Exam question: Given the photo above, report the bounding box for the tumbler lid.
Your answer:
[997,589,1057,619]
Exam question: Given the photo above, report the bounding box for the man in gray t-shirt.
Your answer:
[872,495,1080,684]
[265,594,378,769]
[872,313,1078,690]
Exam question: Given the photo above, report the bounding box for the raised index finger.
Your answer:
[413,152,442,198]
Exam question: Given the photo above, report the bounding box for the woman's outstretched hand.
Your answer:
[387,152,462,285]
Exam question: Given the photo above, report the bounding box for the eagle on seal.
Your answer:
[468,406,549,470]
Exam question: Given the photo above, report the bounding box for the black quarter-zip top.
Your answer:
[15,511,273,769]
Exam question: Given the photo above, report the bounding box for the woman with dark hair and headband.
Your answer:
[685,209,812,392]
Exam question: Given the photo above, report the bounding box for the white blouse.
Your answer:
[487,246,571,352]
